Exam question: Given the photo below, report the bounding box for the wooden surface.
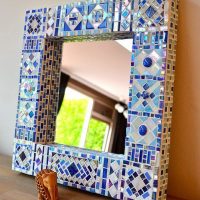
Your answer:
[0,154,181,200]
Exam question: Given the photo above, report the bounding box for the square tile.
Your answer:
[131,49,166,77]
[122,163,153,199]
[19,78,39,100]
[129,79,164,114]
[132,0,168,31]
[132,31,168,49]
[87,3,110,30]
[127,115,161,148]
[60,3,86,36]
[17,101,37,128]
[13,142,33,175]
[24,9,47,36]
[21,52,42,76]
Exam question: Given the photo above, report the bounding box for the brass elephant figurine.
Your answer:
[35,169,59,200]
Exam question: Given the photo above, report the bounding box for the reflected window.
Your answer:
[56,87,111,152]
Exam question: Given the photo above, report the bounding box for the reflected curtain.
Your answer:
[57,72,70,114]
[111,111,127,154]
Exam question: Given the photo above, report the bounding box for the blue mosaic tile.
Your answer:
[131,49,166,77]
[107,159,122,199]
[15,128,35,141]
[46,8,57,37]
[113,0,134,32]
[12,141,33,175]
[132,0,168,31]
[127,115,162,148]
[132,31,168,49]
[19,78,39,100]
[121,162,153,199]
[87,3,109,30]
[24,9,47,36]
[23,36,44,51]
[21,52,42,77]
[125,142,159,166]
[59,0,113,37]
[49,152,98,189]
[129,79,164,114]
[17,101,38,128]
[33,144,49,175]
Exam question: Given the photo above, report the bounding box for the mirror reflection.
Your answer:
[55,39,132,154]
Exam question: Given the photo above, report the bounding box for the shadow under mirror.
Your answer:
[55,39,132,154]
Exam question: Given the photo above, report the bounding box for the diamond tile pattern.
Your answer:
[33,144,49,175]
[132,49,166,77]
[122,163,153,199]
[107,160,122,199]
[50,153,98,188]
[87,3,108,30]
[17,101,37,128]
[46,8,56,37]
[59,1,113,36]
[127,115,161,148]
[113,0,133,32]
[13,143,33,174]
[19,78,38,99]
[129,79,163,114]
[21,52,42,76]
[132,0,168,30]
[25,9,47,36]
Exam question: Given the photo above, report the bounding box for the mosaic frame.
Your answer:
[13,0,179,199]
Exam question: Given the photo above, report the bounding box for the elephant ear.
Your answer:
[42,173,48,179]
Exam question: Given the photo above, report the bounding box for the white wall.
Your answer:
[0,0,74,156]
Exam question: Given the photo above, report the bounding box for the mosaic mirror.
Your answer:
[56,39,132,153]
[12,0,179,199]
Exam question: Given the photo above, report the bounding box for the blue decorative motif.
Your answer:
[17,101,37,128]
[50,152,98,189]
[13,142,33,175]
[21,52,42,76]
[64,6,84,31]
[133,0,167,30]
[87,3,108,29]
[145,6,157,18]
[122,162,153,199]
[24,9,47,36]
[129,79,163,114]
[143,57,153,68]
[127,115,162,148]
[131,48,166,78]
[125,142,159,167]
[27,14,42,34]
[139,125,148,136]
[20,79,38,99]
[33,144,49,175]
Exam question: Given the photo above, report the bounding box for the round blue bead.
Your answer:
[139,125,148,136]
[143,57,153,68]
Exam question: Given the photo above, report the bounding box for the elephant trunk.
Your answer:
[48,187,56,200]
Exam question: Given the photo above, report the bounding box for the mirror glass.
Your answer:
[55,39,132,154]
